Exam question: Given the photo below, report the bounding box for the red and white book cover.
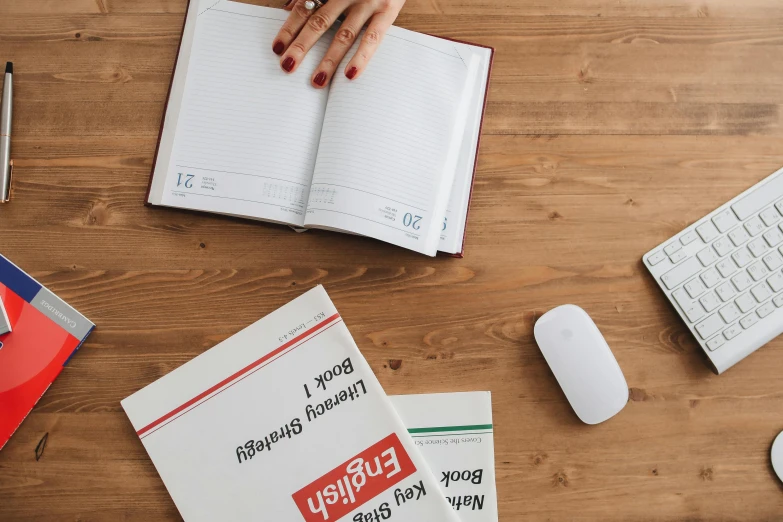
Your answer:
[121,285,459,522]
[0,254,95,450]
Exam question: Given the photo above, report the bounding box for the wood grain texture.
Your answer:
[1,0,783,520]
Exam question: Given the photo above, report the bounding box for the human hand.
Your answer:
[272,0,406,88]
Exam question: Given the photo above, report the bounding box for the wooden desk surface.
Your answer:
[1,0,782,520]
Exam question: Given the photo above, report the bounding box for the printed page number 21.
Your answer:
[177,173,194,189]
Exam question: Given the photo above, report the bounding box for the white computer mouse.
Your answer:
[773,431,783,483]
[534,305,629,425]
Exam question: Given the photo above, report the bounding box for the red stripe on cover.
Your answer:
[136,312,341,437]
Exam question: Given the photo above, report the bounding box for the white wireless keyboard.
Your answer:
[644,167,783,374]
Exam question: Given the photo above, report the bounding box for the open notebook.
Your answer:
[146,0,493,256]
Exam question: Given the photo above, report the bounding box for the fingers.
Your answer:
[276,0,349,74]
[343,9,397,80]
[310,5,373,88]
[272,0,314,58]
[283,0,295,10]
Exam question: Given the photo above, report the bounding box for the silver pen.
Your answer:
[1,62,13,202]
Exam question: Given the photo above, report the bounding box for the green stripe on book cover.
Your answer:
[407,424,493,435]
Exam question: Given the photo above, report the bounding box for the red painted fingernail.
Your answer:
[346,66,358,80]
[273,41,285,55]
[314,72,327,86]
[282,57,295,72]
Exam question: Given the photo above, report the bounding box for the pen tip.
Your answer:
[4,62,11,74]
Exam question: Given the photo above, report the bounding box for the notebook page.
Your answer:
[304,27,478,255]
[147,0,203,206]
[439,44,492,255]
[157,2,331,227]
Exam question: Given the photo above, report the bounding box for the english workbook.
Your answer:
[122,285,459,522]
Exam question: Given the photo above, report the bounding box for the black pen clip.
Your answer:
[2,159,12,203]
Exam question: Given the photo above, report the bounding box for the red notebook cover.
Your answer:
[0,255,95,450]
[145,3,494,258]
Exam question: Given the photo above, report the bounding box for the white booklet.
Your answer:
[146,0,493,256]
[121,285,460,522]
[391,392,499,522]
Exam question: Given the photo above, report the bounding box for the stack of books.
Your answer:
[122,285,499,521]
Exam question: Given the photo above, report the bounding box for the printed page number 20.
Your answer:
[403,213,422,230]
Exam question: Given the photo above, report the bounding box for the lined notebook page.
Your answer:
[158,2,331,227]
[304,26,476,255]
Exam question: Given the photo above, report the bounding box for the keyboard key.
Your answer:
[763,251,783,271]
[697,222,720,243]
[719,303,741,323]
[747,262,769,281]
[775,294,783,307]
[732,271,753,292]
[684,278,707,298]
[715,282,737,302]
[777,199,783,216]
[684,302,706,323]
[763,227,783,247]
[706,335,725,351]
[768,272,783,293]
[716,259,737,278]
[699,291,721,312]
[697,247,718,266]
[728,227,750,246]
[672,288,691,309]
[735,293,756,313]
[695,314,725,340]
[712,237,733,257]
[751,282,772,302]
[757,301,776,318]
[648,250,666,266]
[669,249,687,264]
[700,268,721,288]
[744,216,766,237]
[740,313,759,329]
[731,174,783,220]
[760,206,781,226]
[664,242,682,256]
[680,231,700,245]
[723,323,742,340]
[748,238,770,258]
[712,209,738,233]
[731,248,753,267]
[661,257,702,290]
